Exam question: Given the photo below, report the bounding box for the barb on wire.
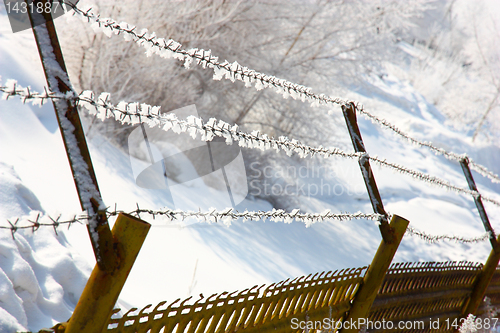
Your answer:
[60,0,500,185]
[76,91,361,159]
[2,212,83,239]
[3,80,500,209]
[1,78,63,105]
[405,226,490,244]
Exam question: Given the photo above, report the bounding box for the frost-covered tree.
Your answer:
[58,0,433,208]
[394,0,500,142]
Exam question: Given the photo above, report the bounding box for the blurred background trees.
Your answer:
[58,0,500,208]
[389,0,500,141]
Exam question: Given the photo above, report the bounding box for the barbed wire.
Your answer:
[3,81,500,209]
[354,106,500,184]
[80,94,500,207]
[1,79,62,104]
[3,82,500,208]
[368,156,481,199]
[61,0,500,185]
[0,208,381,236]
[1,208,489,244]
[405,226,490,244]
[124,207,384,227]
[2,212,83,239]
[64,1,347,106]
[0,81,363,159]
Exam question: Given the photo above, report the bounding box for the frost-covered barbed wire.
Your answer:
[355,105,500,184]
[61,0,500,185]
[63,1,347,107]
[405,226,490,244]
[120,207,382,227]
[2,208,490,244]
[77,92,362,158]
[0,81,362,159]
[3,80,500,208]
[367,156,499,204]
[0,78,60,105]
[1,208,381,236]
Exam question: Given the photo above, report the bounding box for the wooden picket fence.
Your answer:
[103,261,500,333]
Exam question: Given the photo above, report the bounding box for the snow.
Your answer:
[1,2,500,332]
[0,164,92,332]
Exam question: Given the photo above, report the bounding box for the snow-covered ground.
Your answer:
[1,2,500,332]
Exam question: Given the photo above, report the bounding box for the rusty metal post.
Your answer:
[459,158,500,316]
[342,102,394,243]
[26,3,152,332]
[64,213,151,333]
[341,103,409,331]
[340,215,409,333]
[26,0,117,272]
[460,157,499,251]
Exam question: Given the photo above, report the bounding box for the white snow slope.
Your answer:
[1,3,500,333]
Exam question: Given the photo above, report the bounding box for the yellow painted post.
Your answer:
[65,213,151,333]
[340,215,409,333]
[462,235,500,316]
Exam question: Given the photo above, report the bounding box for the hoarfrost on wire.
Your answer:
[75,91,500,208]
[62,0,500,185]
[2,79,500,209]
[2,208,491,244]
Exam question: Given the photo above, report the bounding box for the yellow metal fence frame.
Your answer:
[105,267,366,333]
[105,261,500,333]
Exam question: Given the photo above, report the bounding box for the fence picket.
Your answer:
[103,261,500,333]
[105,268,365,333]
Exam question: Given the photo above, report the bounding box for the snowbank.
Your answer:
[0,163,91,332]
